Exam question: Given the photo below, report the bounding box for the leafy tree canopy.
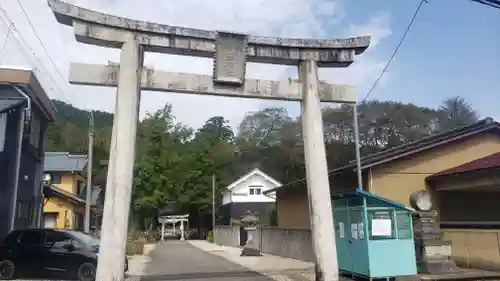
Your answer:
[45,96,482,228]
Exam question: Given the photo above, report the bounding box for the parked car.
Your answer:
[0,228,128,281]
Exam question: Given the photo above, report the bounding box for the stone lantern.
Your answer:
[240,211,262,256]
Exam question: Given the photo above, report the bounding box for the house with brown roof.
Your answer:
[265,117,500,270]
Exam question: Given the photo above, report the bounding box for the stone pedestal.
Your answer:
[241,227,262,257]
[413,211,459,274]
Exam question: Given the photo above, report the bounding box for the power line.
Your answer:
[0,11,72,104]
[12,0,81,107]
[471,0,500,9]
[361,0,427,103]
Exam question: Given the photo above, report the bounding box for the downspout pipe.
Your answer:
[8,85,31,233]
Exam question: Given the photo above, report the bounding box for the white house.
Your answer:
[219,168,281,224]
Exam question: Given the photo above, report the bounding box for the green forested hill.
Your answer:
[45,100,114,183]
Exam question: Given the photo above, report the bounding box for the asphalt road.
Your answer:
[141,240,276,281]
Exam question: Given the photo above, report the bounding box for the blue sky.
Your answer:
[342,0,499,117]
[1,0,499,129]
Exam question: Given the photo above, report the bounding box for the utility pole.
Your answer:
[84,111,94,233]
[212,174,216,228]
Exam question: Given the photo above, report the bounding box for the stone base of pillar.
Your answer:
[240,228,262,257]
[241,241,262,256]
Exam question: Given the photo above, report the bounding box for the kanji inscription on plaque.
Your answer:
[213,31,248,85]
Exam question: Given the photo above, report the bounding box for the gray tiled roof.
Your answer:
[0,99,24,114]
[43,184,85,204]
[44,152,88,172]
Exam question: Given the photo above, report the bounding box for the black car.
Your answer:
[0,229,128,281]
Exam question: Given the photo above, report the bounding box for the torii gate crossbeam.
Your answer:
[47,1,371,280]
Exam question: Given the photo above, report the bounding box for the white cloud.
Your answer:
[0,0,392,130]
[321,11,393,98]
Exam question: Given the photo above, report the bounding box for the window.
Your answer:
[0,113,6,152]
[16,202,23,219]
[248,185,263,195]
[76,180,84,196]
[396,211,412,240]
[29,113,41,148]
[4,231,22,245]
[19,230,45,245]
[22,203,31,220]
[45,231,72,248]
[50,173,62,184]
[75,213,84,230]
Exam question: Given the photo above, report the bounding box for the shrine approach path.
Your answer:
[140,240,275,281]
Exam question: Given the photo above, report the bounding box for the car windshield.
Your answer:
[70,231,100,246]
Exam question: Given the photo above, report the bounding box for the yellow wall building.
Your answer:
[42,152,88,229]
[269,118,500,271]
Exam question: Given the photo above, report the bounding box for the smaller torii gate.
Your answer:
[158,214,189,241]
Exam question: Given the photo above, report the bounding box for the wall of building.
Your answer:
[0,103,48,237]
[222,174,277,205]
[270,132,500,271]
[43,196,84,229]
[14,148,39,231]
[275,172,360,229]
[0,107,22,238]
[439,191,500,222]
[50,172,76,194]
[276,186,310,229]
[442,229,500,271]
[229,202,275,223]
[369,132,500,206]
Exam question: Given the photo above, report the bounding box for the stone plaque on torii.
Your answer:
[47,1,370,280]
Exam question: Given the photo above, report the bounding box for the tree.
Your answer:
[196,116,234,141]
[45,96,482,231]
[132,104,192,228]
[437,96,479,130]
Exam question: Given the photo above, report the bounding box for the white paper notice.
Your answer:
[371,219,392,236]
[339,222,345,238]
[358,222,364,239]
[351,223,358,239]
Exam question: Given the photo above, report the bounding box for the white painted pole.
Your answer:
[299,60,338,281]
[95,38,143,281]
[161,222,165,241]
[180,220,185,241]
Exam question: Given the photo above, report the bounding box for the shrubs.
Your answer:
[126,240,145,255]
[207,231,214,243]
[126,236,147,256]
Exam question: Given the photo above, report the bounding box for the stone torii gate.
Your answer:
[158,214,189,241]
[47,1,370,280]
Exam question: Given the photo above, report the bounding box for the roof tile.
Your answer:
[429,152,500,178]
[44,152,88,172]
